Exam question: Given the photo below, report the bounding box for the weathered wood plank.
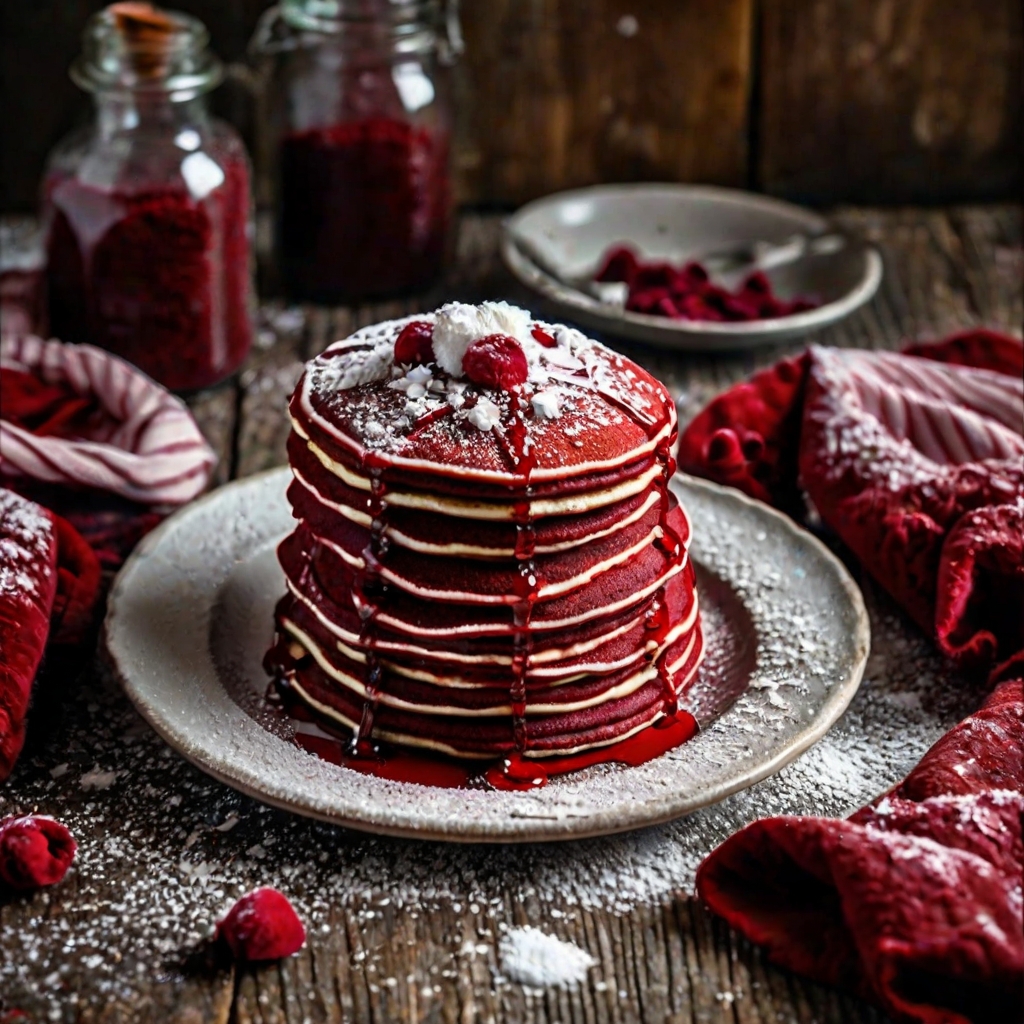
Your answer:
[234,304,308,479]
[758,0,1023,204]
[186,383,239,488]
[456,0,753,205]
[228,896,896,1024]
[946,206,1024,331]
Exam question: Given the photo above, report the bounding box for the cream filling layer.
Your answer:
[314,524,666,605]
[284,552,686,640]
[285,640,704,761]
[282,618,700,718]
[292,469,662,558]
[318,596,700,689]
[286,579,646,667]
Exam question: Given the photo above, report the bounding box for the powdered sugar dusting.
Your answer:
[0,489,55,603]
[300,308,672,473]
[499,926,596,988]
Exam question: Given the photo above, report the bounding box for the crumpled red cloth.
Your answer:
[678,329,1024,679]
[683,329,1024,1023]
[696,680,1023,1024]
[0,488,100,780]
[1,334,215,569]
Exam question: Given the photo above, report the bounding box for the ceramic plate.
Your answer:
[104,468,869,843]
[502,184,883,351]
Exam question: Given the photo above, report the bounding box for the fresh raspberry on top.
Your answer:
[462,334,529,390]
[394,320,435,365]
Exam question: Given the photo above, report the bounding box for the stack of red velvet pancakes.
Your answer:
[264,302,703,783]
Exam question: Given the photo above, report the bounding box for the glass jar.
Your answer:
[251,0,461,303]
[42,3,255,392]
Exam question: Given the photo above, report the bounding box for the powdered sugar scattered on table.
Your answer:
[499,926,596,988]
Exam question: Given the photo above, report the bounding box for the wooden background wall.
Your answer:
[1,0,1020,212]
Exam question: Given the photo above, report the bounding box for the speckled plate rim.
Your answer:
[103,468,870,843]
[502,183,883,351]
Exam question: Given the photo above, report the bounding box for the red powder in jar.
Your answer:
[44,158,253,392]
[279,117,450,302]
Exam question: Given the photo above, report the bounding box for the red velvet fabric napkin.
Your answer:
[695,680,1023,1024]
[0,489,100,780]
[680,329,1024,1023]
[678,329,1024,680]
[1,335,215,779]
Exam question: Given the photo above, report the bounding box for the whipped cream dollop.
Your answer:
[531,390,562,419]
[432,301,542,377]
[466,396,502,431]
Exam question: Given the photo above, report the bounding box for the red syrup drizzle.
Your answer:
[348,451,390,763]
[484,391,549,791]
[278,685,696,788]
[588,377,688,719]
[267,678,475,787]
[649,431,687,714]
[407,401,455,437]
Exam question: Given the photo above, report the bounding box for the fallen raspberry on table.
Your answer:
[215,887,306,962]
[462,333,529,390]
[394,320,435,365]
[0,815,77,891]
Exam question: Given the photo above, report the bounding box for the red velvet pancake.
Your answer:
[266,303,704,772]
[278,562,699,685]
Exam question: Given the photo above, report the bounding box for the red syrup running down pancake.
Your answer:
[264,302,704,789]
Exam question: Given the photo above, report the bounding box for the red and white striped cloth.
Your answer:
[0,335,215,507]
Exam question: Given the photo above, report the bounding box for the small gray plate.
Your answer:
[104,469,869,843]
[502,184,883,352]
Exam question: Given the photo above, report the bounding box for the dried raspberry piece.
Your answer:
[530,326,557,348]
[631,262,677,291]
[594,245,820,322]
[215,887,306,962]
[394,320,435,365]
[594,245,638,283]
[626,287,672,315]
[676,261,710,289]
[462,333,528,390]
[0,815,77,890]
[740,270,772,296]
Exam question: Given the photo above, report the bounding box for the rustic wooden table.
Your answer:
[1,205,1020,1024]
